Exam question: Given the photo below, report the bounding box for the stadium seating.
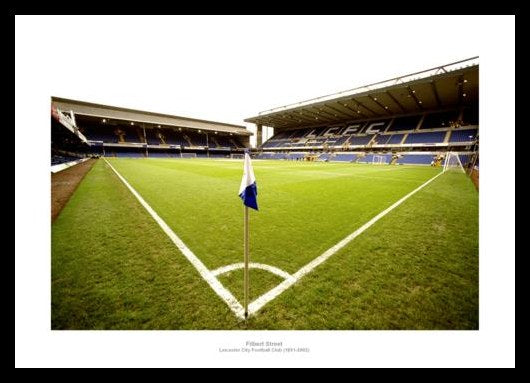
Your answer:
[332,153,357,162]
[271,153,288,160]
[119,126,141,142]
[404,131,446,144]
[387,115,421,132]
[458,154,471,166]
[51,155,81,165]
[316,153,331,162]
[213,135,233,148]
[83,127,119,143]
[230,136,244,148]
[349,135,375,146]
[395,154,435,165]
[145,129,162,145]
[116,151,144,158]
[164,130,187,146]
[448,128,478,143]
[209,153,229,158]
[188,133,207,147]
[333,135,351,146]
[386,134,405,144]
[373,134,391,145]
[288,129,309,138]
[259,114,465,150]
[148,151,171,158]
[254,152,275,159]
[359,154,392,164]
[287,152,307,160]
[261,140,281,148]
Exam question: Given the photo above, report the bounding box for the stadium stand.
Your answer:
[82,126,119,143]
[214,135,234,148]
[373,134,391,145]
[420,110,459,130]
[51,154,82,165]
[333,135,351,146]
[187,132,207,147]
[145,129,162,145]
[287,152,307,160]
[332,153,357,162]
[386,134,405,145]
[51,97,250,162]
[148,151,171,158]
[449,128,478,143]
[404,131,447,144]
[396,154,435,165]
[257,109,477,152]
[164,129,187,146]
[209,153,230,158]
[116,150,145,158]
[118,125,140,143]
[349,135,375,146]
[359,154,392,164]
[316,153,331,162]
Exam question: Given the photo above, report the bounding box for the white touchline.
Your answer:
[103,159,246,319]
[247,169,445,316]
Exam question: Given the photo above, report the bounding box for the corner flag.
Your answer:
[238,151,258,210]
[239,151,257,319]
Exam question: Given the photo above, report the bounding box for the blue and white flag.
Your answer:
[239,152,258,210]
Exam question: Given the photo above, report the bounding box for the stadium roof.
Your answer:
[51,97,252,136]
[245,57,478,131]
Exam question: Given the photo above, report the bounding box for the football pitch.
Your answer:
[51,158,478,330]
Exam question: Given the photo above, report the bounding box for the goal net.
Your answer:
[230,153,245,159]
[443,152,465,173]
[372,155,385,165]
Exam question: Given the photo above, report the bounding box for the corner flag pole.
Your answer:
[239,149,257,320]
[244,206,249,319]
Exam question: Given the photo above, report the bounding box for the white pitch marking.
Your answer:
[103,159,246,319]
[248,170,445,316]
[212,263,293,281]
[103,158,444,319]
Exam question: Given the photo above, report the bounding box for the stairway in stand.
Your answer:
[211,136,220,148]
[183,134,193,147]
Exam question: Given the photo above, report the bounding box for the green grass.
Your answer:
[52,158,478,329]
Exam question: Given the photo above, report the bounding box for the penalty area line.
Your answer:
[102,158,246,319]
[248,170,445,316]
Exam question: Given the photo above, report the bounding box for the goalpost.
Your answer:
[230,153,245,159]
[443,152,465,173]
[372,155,385,165]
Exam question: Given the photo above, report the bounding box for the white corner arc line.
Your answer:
[248,170,445,316]
[212,263,293,280]
[103,159,246,320]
